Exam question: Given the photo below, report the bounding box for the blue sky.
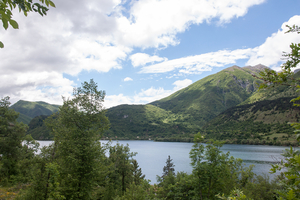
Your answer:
[1,0,300,108]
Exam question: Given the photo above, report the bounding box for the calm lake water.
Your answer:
[37,140,300,184]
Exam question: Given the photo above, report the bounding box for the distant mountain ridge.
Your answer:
[11,64,300,145]
[202,96,299,146]
[150,65,268,125]
[105,64,273,139]
[10,100,60,124]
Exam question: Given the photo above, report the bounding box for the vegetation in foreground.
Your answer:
[0,78,299,199]
[0,91,285,199]
[1,23,300,200]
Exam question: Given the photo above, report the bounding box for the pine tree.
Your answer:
[162,155,175,178]
[132,159,145,185]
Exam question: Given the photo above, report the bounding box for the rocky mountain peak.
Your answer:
[243,64,269,73]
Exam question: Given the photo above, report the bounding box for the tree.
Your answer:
[0,0,55,48]
[162,155,175,178]
[216,189,251,200]
[107,143,136,196]
[0,96,28,184]
[45,79,110,199]
[156,155,176,199]
[189,132,244,200]
[132,159,145,185]
[255,24,300,199]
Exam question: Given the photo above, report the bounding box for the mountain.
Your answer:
[18,64,300,144]
[202,96,300,146]
[199,70,300,145]
[150,65,265,126]
[27,115,53,140]
[105,65,269,139]
[105,104,193,140]
[240,82,300,106]
[10,100,60,124]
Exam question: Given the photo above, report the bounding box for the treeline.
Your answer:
[200,97,300,146]
[2,80,299,199]
[0,81,155,199]
[0,95,285,200]
[155,134,281,200]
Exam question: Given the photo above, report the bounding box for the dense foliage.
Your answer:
[2,21,300,199]
[255,24,300,199]
[0,93,287,199]
[202,97,300,146]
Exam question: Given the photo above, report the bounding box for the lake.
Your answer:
[37,140,299,184]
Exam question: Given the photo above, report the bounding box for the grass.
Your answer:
[0,184,29,199]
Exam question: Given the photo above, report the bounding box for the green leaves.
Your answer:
[45,80,110,199]
[8,19,18,28]
[0,0,55,48]
[189,137,244,199]
[48,0,55,7]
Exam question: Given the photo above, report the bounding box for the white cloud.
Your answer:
[130,53,167,67]
[104,79,193,107]
[68,38,131,75]
[139,48,255,74]
[0,0,266,104]
[124,77,133,81]
[116,0,265,48]
[133,87,172,104]
[0,71,74,105]
[104,94,133,108]
[246,15,300,70]
[173,79,193,90]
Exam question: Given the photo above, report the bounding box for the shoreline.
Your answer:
[36,138,299,147]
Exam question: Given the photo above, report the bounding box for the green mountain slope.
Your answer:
[104,65,270,139]
[202,97,300,146]
[16,113,32,124]
[240,71,300,105]
[105,104,193,140]
[10,100,60,124]
[17,64,300,144]
[150,65,264,127]
[27,115,53,140]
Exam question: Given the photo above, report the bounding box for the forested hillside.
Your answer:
[10,100,59,124]
[105,104,194,140]
[105,65,268,139]
[16,64,300,143]
[202,97,300,146]
[150,65,264,126]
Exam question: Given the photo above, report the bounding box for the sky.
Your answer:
[1,0,300,108]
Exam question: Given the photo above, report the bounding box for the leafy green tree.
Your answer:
[216,189,252,200]
[0,0,55,48]
[242,174,279,200]
[255,24,300,199]
[115,179,155,200]
[270,147,300,200]
[15,134,40,183]
[189,133,244,200]
[45,79,110,199]
[0,96,28,184]
[107,143,136,196]
[157,171,197,200]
